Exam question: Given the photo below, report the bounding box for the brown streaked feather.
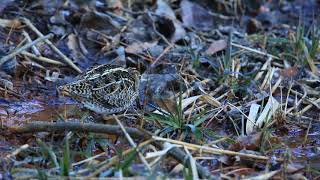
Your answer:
[59,64,140,114]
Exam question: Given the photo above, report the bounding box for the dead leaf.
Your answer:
[200,94,221,107]
[279,66,299,78]
[180,0,213,30]
[108,0,123,15]
[229,132,262,151]
[0,18,21,28]
[125,41,157,54]
[153,94,178,115]
[67,33,86,64]
[155,0,176,19]
[155,0,186,43]
[205,39,227,55]
[247,18,263,34]
[181,95,202,110]
[242,170,279,180]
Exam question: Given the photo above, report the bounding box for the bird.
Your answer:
[58,64,140,114]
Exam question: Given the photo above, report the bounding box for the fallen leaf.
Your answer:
[0,18,21,28]
[200,94,221,107]
[67,33,86,67]
[229,132,262,151]
[155,0,186,43]
[181,95,202,110]
[153,95,178,115]
[279,66,299,78]
[180,0,213,30]
[125,41,157,54]
[108,0,123,15]
[205,39,227,55]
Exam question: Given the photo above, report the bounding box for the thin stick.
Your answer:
[72,152,107,167]
[254,56,271,81]
[153,136,282,161]
[21,51,65,65]
[6,144,29,159]
[232,43,280,60]
[0,86,21,97]
[303,119,313,145]
[284,82,293,114]
[290,89,319,109]
[184,146,199,180]
[21,18,82,73]
[148,12,173,47]
[22,30,41,55]
[10,122,148,139]
[113,114,151,171]
[271,77,282,94]
[12,122,215,179]
[151,45,173,67]
[85,139,153,178]
[0,33,53,66]
[299,98,320,115]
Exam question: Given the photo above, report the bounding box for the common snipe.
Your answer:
[59,64,140,114]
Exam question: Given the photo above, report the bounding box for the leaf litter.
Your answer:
[0,0,319,179]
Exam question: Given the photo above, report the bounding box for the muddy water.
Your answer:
[273,123,320,169]
[0,97,79,127]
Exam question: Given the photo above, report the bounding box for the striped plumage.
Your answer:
[59,64,140,114]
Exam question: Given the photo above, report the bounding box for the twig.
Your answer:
[254,56,272,81]
[290,89,319,109]
[0,86,21,97]
[21,51,65,65]
[6,144,29,159]
[159,143,217,179]
[208,11,235,20]
[113,114,151,171]
[10,122,148,139]
[93,10,124,29]
[0,33,53,66]
[22,30,40,55]
[299,98,320,115]
[21,18,82,73]
[232,43,280,60]
[120,7,146,15]
[72,152,107,167]
[151,45,173,67]
[271,77,282,94]
[284,82,293,114]
[11,122,215,179]
[153,136,282,161]
[184,146,199,180]
[303,119,313,145]
[147,12,173,47]
[85,139,153,178]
